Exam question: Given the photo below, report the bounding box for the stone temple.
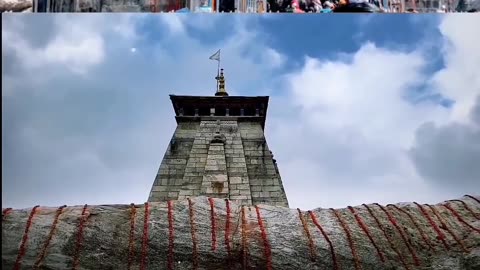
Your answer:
[147,69,289,207]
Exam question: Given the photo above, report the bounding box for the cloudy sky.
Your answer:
[2,14,479,210]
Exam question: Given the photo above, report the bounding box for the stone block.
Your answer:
[192,144,207,149]
[229,162,246,168]
[251,186,262,192]
[230,189,241,195]
[263,179,275,185]
[209,145,224,151]
[263,186,279,192]
[167,159,187,165]
[205,165,227,171]
[206,160,218,166]
[235,184,250,190]
[229,168,248,174]
[168,191,179,198]
[179,190,194,196]
[230,177,242,184]
[251,192,261,197]
[152,186,168,192]
[269,191,281,197]
[230,195,249,200]
[191,148,208,154]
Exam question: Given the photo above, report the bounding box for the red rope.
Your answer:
[363,204,410,270]
[241,206,249,270]
[188,198,199,270]
[140,202,150,270]
[34,205,67,269]
[72,204,89,270]
[2,208,13,221]
[447,199,480,220]
[308,211,338,270]
[255,206,272,270]
[465,195,480,205]
[387,204,435,252]
[168,200,175,270]
[413,202,449,251]
[14,205,40,270]
[331,208,362,270]
[426,204,467,252]
[208,197,217,251]
[374,203,420,266]
[443,203,480,233]
[127,203,137,270]
[297,209,316,262]
[347,206,385,263]
[224,199,232,257]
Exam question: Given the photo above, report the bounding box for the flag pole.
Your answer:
[216,56,220,92]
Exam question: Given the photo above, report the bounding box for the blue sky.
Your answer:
[2,14,479,210]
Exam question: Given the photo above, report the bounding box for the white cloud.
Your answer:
[271,17,479,209]
[427,15,480,124]
[2,15,139,75]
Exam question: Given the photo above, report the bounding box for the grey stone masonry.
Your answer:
[148,95,288,208]
[148,122,198,202]
[239,122,289,207]
[200,142,229,198]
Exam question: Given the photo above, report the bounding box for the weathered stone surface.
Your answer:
[2,195,480,269]
[0,0,31,12]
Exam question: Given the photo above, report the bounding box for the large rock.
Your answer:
[0,0,31,12]
[2,195,480,269]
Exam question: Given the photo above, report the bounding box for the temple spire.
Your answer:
[215,69,228,96]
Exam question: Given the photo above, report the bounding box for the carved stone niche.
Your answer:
[211,132,226,144]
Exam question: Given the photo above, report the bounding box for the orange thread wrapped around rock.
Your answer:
[297,209,316,262]
[443,203,480,233]
[208,197,217,251]
[255,206,272,270]
[414,202,449,251]
[72,204,89,270]
[426,204,467,252]
[387,204,435,251]
[127,203,137,270]
[225,199,232,257]
[375,203,420,266]
[2,208,13,221]
[308,210,338,270]
[188,198,199,270]
[363,204,410,270]
[140,202,149,270]
[348,206,385,263]
[14,205,40,270]
[168,200,175,270]
[34,205,67,269]
[331,208,362,270]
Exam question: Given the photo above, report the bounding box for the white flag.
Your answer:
[209,49,220,61]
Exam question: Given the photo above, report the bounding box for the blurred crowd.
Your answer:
[203,0,479,12]
[262,0,478,12]
[5,0,478,12]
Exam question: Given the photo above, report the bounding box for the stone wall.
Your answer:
[148,119,288,207]
[149,122,198,202]
[239,122,288,207]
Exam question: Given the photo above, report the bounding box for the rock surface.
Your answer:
[0,0,31,12]
[2,195,480,269]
